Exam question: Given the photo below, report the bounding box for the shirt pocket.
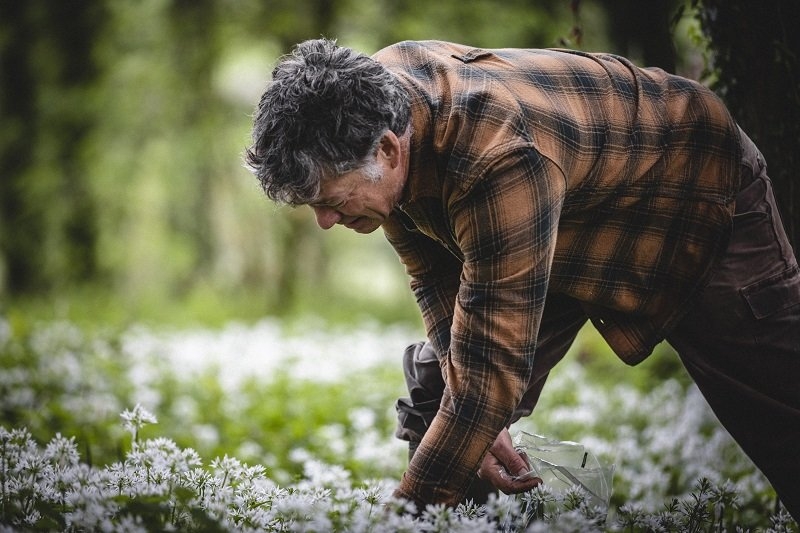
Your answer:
[451,49,493,63]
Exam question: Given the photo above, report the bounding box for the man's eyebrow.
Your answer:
[308,197,336,208]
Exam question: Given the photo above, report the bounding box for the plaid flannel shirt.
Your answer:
[373,41,743,507]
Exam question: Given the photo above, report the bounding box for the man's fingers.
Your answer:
[479,461,542,494]
[488,428,531,478]
[502,450,531,479]
[478,448,541,495]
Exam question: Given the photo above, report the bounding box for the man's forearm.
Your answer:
[394,391,506,506]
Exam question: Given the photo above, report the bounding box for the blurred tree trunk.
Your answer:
[0,1,106,296]
[694,0,799,248]
[0,2,41,295]
[167,0,218,291]
[601,0,678,72]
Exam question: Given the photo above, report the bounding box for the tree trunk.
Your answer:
[168,0,218,287]
[601,0,679,72]
[695,0,800,248]
[0,3,46,295]
[0,1,105,296]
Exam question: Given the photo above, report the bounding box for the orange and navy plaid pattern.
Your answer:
[374,41,743,506]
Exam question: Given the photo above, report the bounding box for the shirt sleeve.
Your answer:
[382,212,463,358]
[394,148,566,507]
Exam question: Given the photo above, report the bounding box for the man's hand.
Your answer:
[477,428,542,494]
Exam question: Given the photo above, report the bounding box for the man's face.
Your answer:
[308,130,409,234]
[309,164,396,234]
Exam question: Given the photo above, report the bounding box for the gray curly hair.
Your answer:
[245,39,411,205]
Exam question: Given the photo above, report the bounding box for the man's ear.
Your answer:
[378,131,402,169]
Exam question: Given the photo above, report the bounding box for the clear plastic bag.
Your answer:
[512,431,615,509]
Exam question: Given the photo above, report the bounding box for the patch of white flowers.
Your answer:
[0,408,610,532]
[1,318,798,531]
[514,363,774,513]
[122,319,421,391]
[1,407,797,531]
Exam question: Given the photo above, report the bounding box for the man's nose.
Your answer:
[311,206,341,230]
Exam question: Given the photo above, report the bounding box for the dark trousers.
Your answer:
[666,145,800,520]
[396,135,800,517]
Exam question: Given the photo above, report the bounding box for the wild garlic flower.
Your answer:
[120,403,158,441]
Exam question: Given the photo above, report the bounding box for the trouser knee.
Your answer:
[395,341,444,446]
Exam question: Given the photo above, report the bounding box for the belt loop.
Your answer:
[737,126,760,191]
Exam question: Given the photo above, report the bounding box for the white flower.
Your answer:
[120,403,158,440]
[43,433,80,468]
